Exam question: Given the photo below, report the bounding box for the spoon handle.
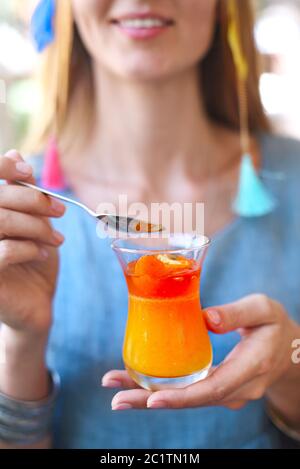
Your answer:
[15,180,97,217]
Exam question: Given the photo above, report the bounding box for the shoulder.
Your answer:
[260,133,300,230]
[259,132,300,175]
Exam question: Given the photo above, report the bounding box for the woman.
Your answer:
[0,0,300,449]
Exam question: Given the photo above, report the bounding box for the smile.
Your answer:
[110,13,174,39]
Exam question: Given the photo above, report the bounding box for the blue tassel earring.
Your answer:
[232,154,276,217]
[31,0,56,52]
[228,0,276,217]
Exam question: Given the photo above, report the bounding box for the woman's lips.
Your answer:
[110,14,174,40]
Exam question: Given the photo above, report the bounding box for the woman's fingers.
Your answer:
[102,370,151,410]
[107,339,264,410]
[222,400,248,410]
[0,151,34,182]
[1,151,66,217]
[204,294,278,334]
[144,341,264,410]
[4,150,36,186]
[106,356,266,411]
[107,357,255,410]
[0,151,65,268]
[0,184,66,217]
[0,239,49,270]
[0,209,64,247]
[105,294,280,411]
[106,334,270,411]
[102,370,140,389]
[111,388,248,411]
[4,149,22,162]
[111,388,152,410]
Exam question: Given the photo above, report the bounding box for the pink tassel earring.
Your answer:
[41,137,67,191]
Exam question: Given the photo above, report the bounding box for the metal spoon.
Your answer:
[15,181,163,234]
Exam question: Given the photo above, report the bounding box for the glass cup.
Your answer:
[112,234,213,390]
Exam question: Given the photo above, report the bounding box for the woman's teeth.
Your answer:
[118,19,169,29]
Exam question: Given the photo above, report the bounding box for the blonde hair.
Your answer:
[25,0,269,154]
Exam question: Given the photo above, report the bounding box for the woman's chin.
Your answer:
[97,48,178,82]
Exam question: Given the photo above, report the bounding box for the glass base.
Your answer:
[125,364,212,391]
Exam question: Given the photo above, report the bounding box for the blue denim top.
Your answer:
[29,133,300,448]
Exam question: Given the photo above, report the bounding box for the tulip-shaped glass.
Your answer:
[112,234,213,390]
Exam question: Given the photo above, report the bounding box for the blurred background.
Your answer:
[0,0,300,152]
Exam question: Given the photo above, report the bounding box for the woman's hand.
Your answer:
[103,294,299,413]
[0,150,66,426]
[0,150,66,336]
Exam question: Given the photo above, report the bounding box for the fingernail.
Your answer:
[5,149,20,160]
[102,379,122,388]
[16,162,32,176]
[112,403,132,411]
[39,248,49,260]
[50,198,65,214]
[147,400,168,409]
[53,230,65,244]
[206,309,222,326]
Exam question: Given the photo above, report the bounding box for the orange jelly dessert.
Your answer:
[123,253,212,380]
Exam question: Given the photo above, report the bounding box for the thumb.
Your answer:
[203,294,276,333]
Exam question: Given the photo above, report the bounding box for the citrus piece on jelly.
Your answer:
[134,255,166,277]
[157,254,191,269]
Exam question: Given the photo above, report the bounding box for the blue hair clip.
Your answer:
[31,0,56,53]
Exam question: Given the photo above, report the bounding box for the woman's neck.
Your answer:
[83,66,233,185]
[62,66,245,234]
